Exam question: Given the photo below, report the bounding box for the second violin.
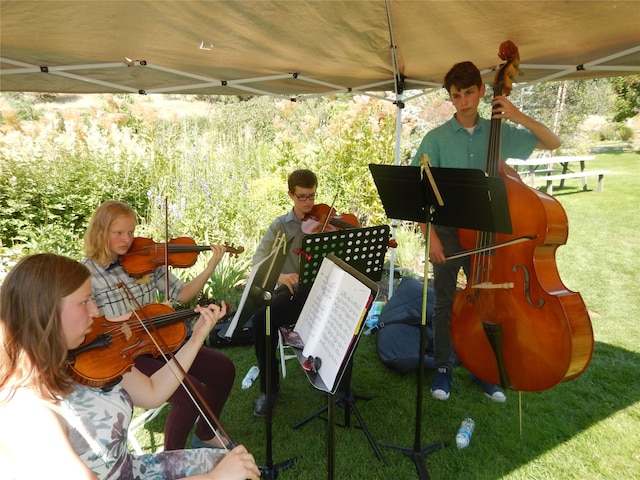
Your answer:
[301,203,361,234]
[121,236,244,278]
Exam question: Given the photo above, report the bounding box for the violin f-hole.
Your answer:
[120,338,142,357]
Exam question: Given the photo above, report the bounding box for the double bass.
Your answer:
[450,41,594,392]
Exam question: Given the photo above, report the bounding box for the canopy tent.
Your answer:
[1,1,639,100]
[2,0,638,297]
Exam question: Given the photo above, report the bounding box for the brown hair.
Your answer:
[84,200,136,267]
[0,254,90,403]
[443,61,483,92]
[287,169,318,193]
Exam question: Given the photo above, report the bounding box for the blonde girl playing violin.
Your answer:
[0,253,260,479]
[82,200,236,451]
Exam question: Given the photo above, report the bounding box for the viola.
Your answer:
[301,203,398,248]
[67,303,192,388]
[301,203,361,234]
[450,41,593,392]
[121,236,244,278]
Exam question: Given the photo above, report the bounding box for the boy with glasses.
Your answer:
[249,169,318,416]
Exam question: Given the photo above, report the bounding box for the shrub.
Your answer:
[618,125,634,141]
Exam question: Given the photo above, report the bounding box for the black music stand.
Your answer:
[292,227,388,463]
[296,224,389,298]
[368,163,512,480]
[226,234,295,479]
[291,254,380,480]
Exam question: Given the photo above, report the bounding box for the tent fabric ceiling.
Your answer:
[1,1,639,99]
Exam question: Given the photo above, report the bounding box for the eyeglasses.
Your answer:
[294,193,317,201]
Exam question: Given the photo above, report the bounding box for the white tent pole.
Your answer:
[385,0,402,299]
[388,89,403,300]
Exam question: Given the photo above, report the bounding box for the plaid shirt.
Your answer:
[81,258,185,318]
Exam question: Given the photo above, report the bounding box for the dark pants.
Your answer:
[431,226,469,371]
[134,346,236,451]
[251,285,307,393]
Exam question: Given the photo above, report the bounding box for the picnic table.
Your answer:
[506,156,610,195]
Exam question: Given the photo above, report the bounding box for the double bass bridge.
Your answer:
[471,281,514,290]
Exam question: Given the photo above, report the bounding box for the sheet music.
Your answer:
[224,233,285,338]
[294,255,372,391]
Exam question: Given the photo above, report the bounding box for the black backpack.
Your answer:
[208,317,254,348]
[374,277,436,374]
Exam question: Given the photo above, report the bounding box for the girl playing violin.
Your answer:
[81,200,236,451]
[0,253,260,480]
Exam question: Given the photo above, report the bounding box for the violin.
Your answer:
[121,236,244,278]
[301,203,361,234]
[450,41,593,392]
[301,203,398,248]
[67,303,193,388]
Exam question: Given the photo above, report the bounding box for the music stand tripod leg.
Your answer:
[335,367,385,463]
[292,356,385,463]
[381,221,446,480]
[259,291,296,479]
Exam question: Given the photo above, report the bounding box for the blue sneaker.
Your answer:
[431,367,452,400]
[470,373,506,403]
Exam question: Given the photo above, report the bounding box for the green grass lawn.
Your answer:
[132,152,640,479]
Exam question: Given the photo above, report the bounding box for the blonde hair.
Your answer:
[84,200,136,267]
[0,254,90,403]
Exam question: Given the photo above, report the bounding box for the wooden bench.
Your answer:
[542,170,610,195]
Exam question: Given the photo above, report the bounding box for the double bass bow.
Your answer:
[450,41,594,392]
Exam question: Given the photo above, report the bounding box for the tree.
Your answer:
[611,75,640,122]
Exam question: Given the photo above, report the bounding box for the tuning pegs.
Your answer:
[223,242,245,257]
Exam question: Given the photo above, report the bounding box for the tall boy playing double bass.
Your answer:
[411,60,561,402]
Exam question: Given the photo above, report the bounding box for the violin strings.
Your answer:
[99,311,192,342]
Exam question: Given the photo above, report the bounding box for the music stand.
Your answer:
[291,254,380,480]
[292,227,388,462]
[368,163,512,480]
[226,233,295,479]
[297,224,389,298]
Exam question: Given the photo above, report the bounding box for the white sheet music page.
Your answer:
[224,234,285,338]
[294,255,372,390]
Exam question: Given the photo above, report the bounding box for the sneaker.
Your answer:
[431,367,452,400]
[469,373,507,403]
[253,392,278,417]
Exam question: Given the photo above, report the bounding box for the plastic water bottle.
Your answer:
[241,366,259,390]
[365,301,386,329]
[455,418,475,449]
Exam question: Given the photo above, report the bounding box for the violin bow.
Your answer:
[117,281,233,448]
[321,194,339,232]
[164,197,170,300]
